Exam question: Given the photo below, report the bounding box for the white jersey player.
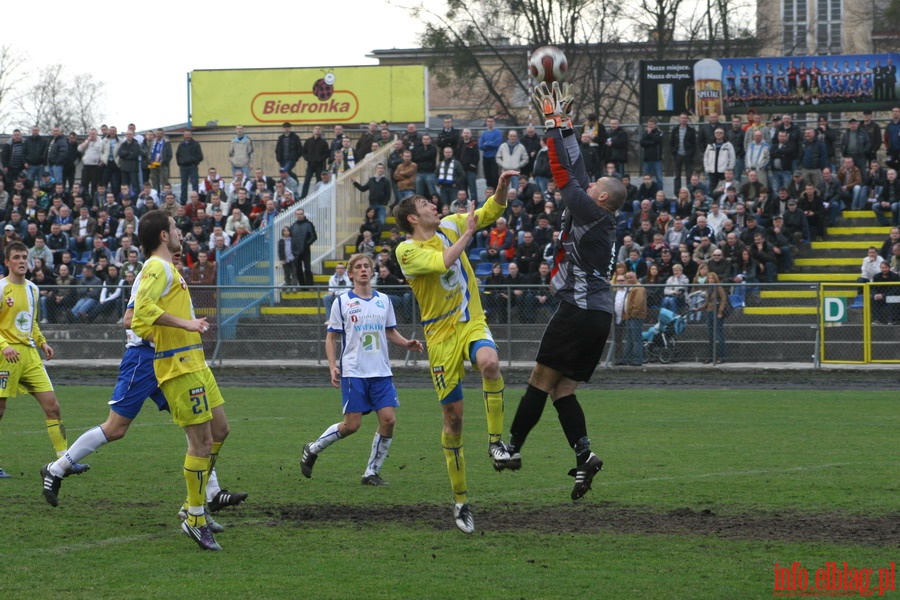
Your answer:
[300,254,423,485]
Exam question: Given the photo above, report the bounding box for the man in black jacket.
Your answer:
[669,112,697,196]
[117,130,144,195]
[276,122,303,184]
[352,163,392,223]
[289,208,318,287]
[47,127,69,186]
[23,126,49,183]
[300,125,329,200]
[175,129,203,203]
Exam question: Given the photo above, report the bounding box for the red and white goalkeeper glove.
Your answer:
[532,81,574,129]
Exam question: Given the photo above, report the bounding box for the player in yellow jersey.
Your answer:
[393,169,519,534]
[0,242,89,478]
[131,210,234,551]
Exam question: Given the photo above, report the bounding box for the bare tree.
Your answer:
[13,64,103,133]
[0,45,26,131]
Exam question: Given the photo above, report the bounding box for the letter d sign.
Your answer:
[823,297,847,323]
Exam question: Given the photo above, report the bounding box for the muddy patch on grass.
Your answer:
[270,502,899,547]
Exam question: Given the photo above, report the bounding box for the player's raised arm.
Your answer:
[443,201,478,269]
[533,82,591,192]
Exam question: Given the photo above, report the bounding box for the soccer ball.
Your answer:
[529,46,568,83]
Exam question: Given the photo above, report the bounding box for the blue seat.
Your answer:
[474,262,494,279]
[468,247,484,262]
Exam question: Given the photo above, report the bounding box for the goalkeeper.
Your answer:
[507,82,626,500]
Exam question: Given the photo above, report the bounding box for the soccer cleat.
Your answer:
[65,463,91,477]
[300,443,318,479]
[181,520,222,551]
[453,503,475,534]
[568,453,603,501]
[40,464,62,506]
[489,441,520,471]
[0,467,11,479]
[360,474,389,486]
[179,507,225,533]
[506,450,522,471]
[208,489,248,513]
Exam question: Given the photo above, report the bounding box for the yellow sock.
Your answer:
[46,419,67,457]
[442,432,467,504]
[184,454,210,527]
[209,440,223,474]
[483,375,505,445]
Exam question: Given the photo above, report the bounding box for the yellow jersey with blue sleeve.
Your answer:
[397,197,506,343]
[0,277,46,350]
[131,256,205,384]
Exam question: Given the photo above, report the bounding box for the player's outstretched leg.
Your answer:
[507,384,551,470]
[554,394,603,500]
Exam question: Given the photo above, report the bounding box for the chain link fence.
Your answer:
[34,281,899,366]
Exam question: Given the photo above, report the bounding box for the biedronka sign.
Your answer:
[189,66,426,127]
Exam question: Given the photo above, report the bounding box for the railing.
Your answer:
[211,142,394,349]
[32,281,899,366]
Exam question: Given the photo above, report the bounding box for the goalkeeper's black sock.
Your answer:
[553,394,591,465]
[508,385,549,453]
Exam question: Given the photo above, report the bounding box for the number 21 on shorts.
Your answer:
[189,386,209,415]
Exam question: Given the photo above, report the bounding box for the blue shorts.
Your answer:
[341,376,399,415]
[108,345,170,420]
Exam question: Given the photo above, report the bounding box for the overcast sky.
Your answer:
[4,0,431,130]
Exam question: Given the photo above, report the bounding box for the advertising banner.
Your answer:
[640,54,900,118]
[190,66,427,127]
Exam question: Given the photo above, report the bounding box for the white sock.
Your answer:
[310,423,342,454]
[364,433,392,477]
[50,426,108,477]
[206,468,220,503]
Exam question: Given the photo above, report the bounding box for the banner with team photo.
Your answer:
[189,66,427,127]
[641,53,900,119]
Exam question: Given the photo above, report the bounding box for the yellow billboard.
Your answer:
[190,65,427,126]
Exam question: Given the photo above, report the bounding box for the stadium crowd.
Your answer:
[1,109,899,326]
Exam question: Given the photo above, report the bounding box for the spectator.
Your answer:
[669,112,697,195]
[641,262,665,308]
[457,128,480,204]
[661,262,690,314]
[70,264,103,322]
[275,122,302,183]
[873,168,900,226]
[147,128,173,193]
[116,130,143,194]
[501,261,537,323]
[703,127,735,191]
[92,264,124,322]
[223,125,253,178]
[496,130,529,190]
[322,262,351,314]
[837,157,864,211]
[840,118,871,172]
[23,126,49,183]
[435,147,464,211]
[699,271,729,363]
[480,217,515,263]
[798,183,827,241]
[290,208,317,287]
[749,231,778,283]
[768,130,797,194]
[605,118,629,176]
[881,227,900,260]
[175,130,203,203]
[48,263,76,323]
[781,198,810,247]
[743,129,770,189]
[515,230,542,275]
[857,246,886,292]
[871,261,900,324]
[765,214,794,273]
[615,271,646,366]
[392,150,417,203]
[726,116,746,183]
[861,110,882,163]
[478,117,502,188]
[481,263,507,324]
[529,261,557,318]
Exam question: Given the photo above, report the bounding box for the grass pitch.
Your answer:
[0,385,896,599]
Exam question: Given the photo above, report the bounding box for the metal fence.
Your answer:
[36,281,899,366]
